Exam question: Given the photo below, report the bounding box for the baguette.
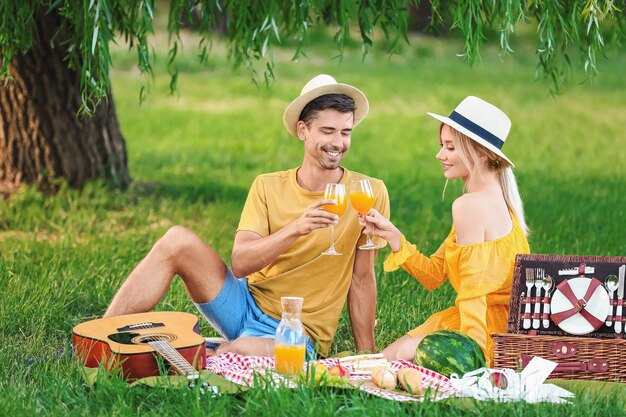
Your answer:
[371,365,397,390]
[397,368,423,394]
[339,353,388,374]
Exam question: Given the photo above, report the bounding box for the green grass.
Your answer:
[2,23,626,416]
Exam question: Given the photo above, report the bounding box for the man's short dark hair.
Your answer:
[298,94,356,127]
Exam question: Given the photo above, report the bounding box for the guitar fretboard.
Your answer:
[148,340,198,377]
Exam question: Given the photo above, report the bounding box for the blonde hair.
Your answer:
[447,126,529,236]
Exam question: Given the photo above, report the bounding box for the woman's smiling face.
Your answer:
[436,124,470,181]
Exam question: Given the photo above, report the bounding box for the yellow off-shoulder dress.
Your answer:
[383,216,530,365]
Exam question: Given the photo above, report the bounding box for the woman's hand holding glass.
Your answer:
[350,177,384,250]
[358,208,403,252]
[321,183,347,256]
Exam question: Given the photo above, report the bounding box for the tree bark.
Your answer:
[0,9,130,195]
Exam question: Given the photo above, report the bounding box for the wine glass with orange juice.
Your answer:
[321,183,347,256]
[350,176,384,250]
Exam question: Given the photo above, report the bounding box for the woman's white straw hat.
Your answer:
[427,96,514,167]
[283,74,369,137]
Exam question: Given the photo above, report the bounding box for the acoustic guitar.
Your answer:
[72,311,207,381]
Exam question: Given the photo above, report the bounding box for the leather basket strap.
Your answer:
[521,355,608,373]
[551,278,604,329]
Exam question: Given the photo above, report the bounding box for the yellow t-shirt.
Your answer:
[383,215,530,365]
[237,167,390,356]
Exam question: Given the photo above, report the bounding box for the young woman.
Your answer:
[362,96,530,365]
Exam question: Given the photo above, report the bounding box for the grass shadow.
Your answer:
[132,179,249,206]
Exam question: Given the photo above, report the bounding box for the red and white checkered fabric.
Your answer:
[353,359,455,402]
[205,352,294,387]
[205,353,455,402]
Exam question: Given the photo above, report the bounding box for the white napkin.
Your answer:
[449,357,574,404]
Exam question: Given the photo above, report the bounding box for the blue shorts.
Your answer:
[195,269,316,359]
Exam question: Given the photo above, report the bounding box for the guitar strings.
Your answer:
[127,321,197,376]
[122,320,212,392]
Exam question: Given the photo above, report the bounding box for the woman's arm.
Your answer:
[359,208,403,251]
[362,208,447,290]
[394,240,447,290]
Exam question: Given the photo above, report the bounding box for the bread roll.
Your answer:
[371,365,397,390]
[397,368,423,394]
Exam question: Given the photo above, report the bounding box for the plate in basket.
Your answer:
[551,277,610,335]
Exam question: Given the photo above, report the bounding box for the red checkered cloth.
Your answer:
[351,360,455,402]
[205,353,455,402]
[205,352,293,387]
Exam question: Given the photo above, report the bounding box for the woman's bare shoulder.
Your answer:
[452,194,488,244]
[451,193,490,219]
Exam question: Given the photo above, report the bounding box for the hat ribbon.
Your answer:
[448,111,505,150]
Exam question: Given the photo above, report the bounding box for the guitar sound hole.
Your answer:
[108,332,178,345]
[131,333,178,344]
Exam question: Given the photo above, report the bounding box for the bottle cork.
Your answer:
[281,296,303,313]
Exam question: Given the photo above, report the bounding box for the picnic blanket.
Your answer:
[205,352,456,402]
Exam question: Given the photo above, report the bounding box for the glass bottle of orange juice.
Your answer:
[274,296,306,375]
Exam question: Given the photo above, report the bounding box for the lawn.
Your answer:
[1,19,626,417]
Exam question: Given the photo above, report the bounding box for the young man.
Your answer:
[104,74,390,358]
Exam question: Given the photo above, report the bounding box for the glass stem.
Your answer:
[330,224,336,250]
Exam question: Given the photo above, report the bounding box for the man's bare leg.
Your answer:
[104,226,227,317]
[381,334,425,361]
[215,337,275,357]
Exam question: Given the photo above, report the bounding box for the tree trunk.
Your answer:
[0,10,130,195]
[408,1,432,33]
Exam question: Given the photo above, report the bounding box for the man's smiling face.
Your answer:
[298,108,354,170]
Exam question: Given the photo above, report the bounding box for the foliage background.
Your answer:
[1,9,626,416]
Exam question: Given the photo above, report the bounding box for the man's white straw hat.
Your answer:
[283,74,369,137]
[427,96,514,167]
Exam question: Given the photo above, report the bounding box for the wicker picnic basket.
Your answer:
[493,253,626,382]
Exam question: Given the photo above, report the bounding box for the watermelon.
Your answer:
[413,330,486,377]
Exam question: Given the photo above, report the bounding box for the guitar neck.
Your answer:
[148,340,198,377]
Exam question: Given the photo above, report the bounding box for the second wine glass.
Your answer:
[350,176,383,250]
[321,183,346,256]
